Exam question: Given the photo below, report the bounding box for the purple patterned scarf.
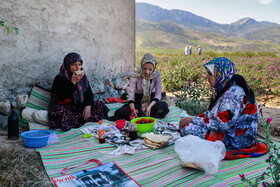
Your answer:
[60,52,90,105]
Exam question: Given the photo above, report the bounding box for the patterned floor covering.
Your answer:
[29,103,275,186]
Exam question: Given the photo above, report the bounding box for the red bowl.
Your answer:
[115,119,126,129]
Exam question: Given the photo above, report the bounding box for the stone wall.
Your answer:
[0,0,135,129]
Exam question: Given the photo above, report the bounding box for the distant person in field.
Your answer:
[184,45,189,62]
[197,45,202,56]
[184,46,189,56]
[179,57,268,159]
[188,46,192,56]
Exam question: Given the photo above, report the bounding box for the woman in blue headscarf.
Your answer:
[179,57,267,159]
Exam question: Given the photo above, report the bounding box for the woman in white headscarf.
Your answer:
[112,53,169,121]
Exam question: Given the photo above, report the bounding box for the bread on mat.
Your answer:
[181,161,203,170]
[143,133,171,149]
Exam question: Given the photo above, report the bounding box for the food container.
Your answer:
[129,140,142,146]
[130,117,156,134]
[75,70,82,75]
[115,120,126,129]
[21,130,51,148]
[104,125,119,136]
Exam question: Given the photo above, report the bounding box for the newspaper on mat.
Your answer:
[52,161,140,187]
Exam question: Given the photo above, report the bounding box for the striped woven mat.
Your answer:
[29,103,275,186]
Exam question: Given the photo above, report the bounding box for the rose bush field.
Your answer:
[136,50,280,95]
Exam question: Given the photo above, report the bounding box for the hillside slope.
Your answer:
[136,19,280,52]
[136,3,280,52]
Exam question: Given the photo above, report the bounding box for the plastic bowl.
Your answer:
[115,119,126,129]
[21,130,51,148]
[131,117,156,133]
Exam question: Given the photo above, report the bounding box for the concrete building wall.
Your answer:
[0,0,135,91]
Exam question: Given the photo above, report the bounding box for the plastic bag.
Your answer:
[174,135,226,174]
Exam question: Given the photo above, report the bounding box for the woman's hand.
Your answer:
[146,105,152,117]
[179,117,193,129]
[146,101,157,117]
[133,109,138,118]
[129,103,138,117]
[71,71,84,85]
[145,101,156,117]
[83,105,91,120]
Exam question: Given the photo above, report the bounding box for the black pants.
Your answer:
[112,93,169,121]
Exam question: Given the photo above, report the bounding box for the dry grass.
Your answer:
[0,131,51,187]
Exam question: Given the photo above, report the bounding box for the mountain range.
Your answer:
[136,3,280,52]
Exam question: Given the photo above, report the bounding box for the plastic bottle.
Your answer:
[8,110,19,140]
[129,108,135,120]
[98,120,105,143]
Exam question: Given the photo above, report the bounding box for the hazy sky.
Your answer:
[135,0,280,24]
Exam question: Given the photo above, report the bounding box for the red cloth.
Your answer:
[105,97,126,103]
[204,130,268,160]
[225,140,268,160]
[57,98,73,105]
[205,130,225,142]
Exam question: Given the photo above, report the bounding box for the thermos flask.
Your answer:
[8,110,19,140]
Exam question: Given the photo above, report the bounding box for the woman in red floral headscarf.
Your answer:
[179,57,268,159]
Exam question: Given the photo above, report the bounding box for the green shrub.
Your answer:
[257,51,278,57]
[239,114,280,186]
[136,50,280,96]
[169,79,211,116]
[206,51,219,59]
[222,51,230,57]
[244,51,256,58]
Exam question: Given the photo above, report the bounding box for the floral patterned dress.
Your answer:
[181,84,259,150]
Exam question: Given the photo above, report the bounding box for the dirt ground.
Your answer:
[0,94,279,186]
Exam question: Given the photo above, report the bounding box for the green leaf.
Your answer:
[14,27,19,35]
[6,27,10,35]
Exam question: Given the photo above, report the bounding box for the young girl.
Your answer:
[113,53,169,121]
